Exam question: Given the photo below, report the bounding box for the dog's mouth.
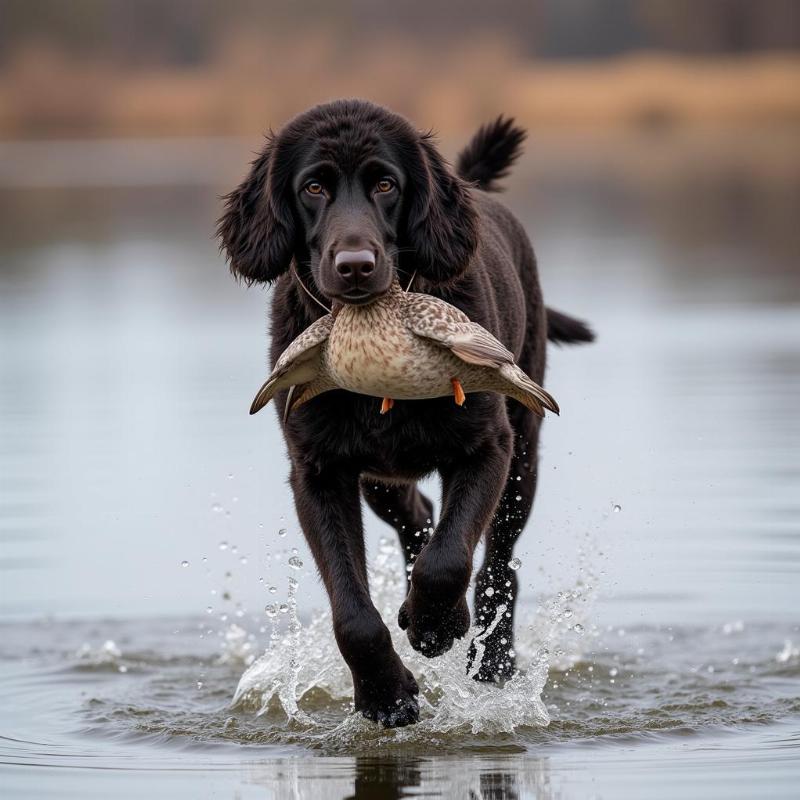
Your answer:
[336,289,383,306]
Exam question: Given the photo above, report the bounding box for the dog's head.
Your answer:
[217,100,478,305]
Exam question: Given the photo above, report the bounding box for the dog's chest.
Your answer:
[325,303,451,399]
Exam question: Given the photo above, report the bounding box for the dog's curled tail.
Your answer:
[456,116,526,192]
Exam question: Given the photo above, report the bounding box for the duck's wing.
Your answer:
[404,293,515,367]
[405,293,558,416]
[249,314,334,415]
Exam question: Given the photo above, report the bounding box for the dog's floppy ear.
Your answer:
[402,135,478,284]
[217,136,295,284]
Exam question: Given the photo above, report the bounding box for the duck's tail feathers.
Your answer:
[499,364,560,416]
[456,116,526,192]
[546,308,595,346]
[287,380,337,416]
[250,378,279,415]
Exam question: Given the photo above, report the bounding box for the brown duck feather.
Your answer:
[249,279,558,417]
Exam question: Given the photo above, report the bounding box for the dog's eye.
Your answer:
[375,177,395,194]
[304,181,324,196]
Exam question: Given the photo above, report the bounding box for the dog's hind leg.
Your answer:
[472,403,541,681]
[361,479,435,588]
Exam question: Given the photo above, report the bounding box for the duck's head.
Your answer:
[217,100,479,308]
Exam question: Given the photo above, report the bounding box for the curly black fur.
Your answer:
[217,99,593,728]
[456,115,526,192]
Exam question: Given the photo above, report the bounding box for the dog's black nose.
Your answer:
[334,249,375,282]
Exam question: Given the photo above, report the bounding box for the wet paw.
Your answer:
[470,651,517,683]
[398,593,470,658]
[398,544,471,658]
[354,663,419,728]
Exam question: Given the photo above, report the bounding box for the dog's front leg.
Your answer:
[398,428,513,657]
[290,462,419,727]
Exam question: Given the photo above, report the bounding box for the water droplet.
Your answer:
[515,495,522,501]
[573,623,584,634]
[484,587,495,597]
[227,473,234,480]
[206,606,213,614]
[563,609,574,619]
[218,541,228,551]
[239,556,247,565]
[288,556,303,570]
[211,503,223,513]
[264,604,277,618]
[197,680,204,689]
[180,560,189,568]
[278,528,287,537]
[612,503,622,513]
[508,557,522,570]
[118,665,128,673]
[609,667,618,677]
[279,603,289,614]
[288,577,298,589]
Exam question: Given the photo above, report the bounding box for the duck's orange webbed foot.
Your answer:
[380,397,394,415]
[451,378,466,406]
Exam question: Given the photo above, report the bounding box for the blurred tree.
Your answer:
[1,0,797,68]
[638,0,800,53]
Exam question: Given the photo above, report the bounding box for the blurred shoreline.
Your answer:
[1,125,797,187]
[2,50,799,139]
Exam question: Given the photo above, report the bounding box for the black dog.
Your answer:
[218,100,593,728]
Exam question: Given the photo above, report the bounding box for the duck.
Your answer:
[249,277,559,419]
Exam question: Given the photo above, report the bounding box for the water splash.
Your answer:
[74,639,129,673]
[76,639,121,665]
[776,639,799,664]
[218,624,257,667]
[229,538,600,746]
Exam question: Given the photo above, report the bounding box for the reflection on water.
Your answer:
[0,129,799,797]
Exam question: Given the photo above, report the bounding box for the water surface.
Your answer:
[0,129,798,798]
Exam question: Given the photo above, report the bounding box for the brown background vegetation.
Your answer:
[1,0,799,139]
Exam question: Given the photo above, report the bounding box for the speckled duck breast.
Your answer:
[249,278,559,419]
[326,280,468,400]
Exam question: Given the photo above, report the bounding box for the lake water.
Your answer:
[1,128,798,798]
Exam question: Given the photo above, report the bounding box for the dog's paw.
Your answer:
[398,544,471,658]
[398,592,470,658]
[353,660,419,728]
[469,639,517,683]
